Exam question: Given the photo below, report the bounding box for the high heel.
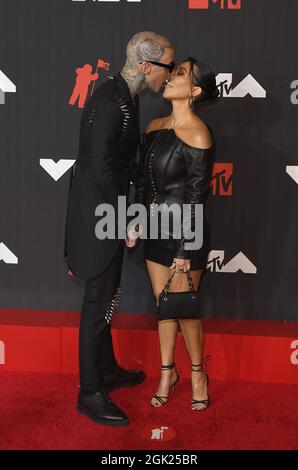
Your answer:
[151,363,180,407]
[191,362,209,412]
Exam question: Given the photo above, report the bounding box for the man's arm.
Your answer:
[91,101,123,207]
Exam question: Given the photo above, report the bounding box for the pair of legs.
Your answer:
[146,259,208,411]
[79,243,124,392]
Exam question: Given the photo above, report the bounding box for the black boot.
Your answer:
[101,364,146,393]
[77,390,129,427]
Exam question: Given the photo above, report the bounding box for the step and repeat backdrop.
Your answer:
[0,0,297,321]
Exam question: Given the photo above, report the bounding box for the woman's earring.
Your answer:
[188,94,194,108]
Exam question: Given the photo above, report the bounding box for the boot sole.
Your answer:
[77,404,129,427]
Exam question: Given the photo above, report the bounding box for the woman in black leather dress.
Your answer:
[126,57,219,411]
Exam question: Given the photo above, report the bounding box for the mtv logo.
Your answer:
[216,73,266,98]
[207,250,257,273]
[189,0,241,9]
[0,70,16,104]
[210,163,233,196]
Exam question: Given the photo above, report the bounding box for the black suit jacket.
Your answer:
[63,72,140,280]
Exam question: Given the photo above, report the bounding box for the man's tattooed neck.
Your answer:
[120,68,147,98]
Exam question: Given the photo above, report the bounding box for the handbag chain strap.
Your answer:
[162,270,195,295]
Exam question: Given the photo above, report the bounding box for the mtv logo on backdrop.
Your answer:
[189,0,241,9]
[0,70,16,104]
[216,73,266,98]
[210,163,233,196]
[207,250,257,274]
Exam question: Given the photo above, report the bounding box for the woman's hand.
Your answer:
[170,258,191,273]
[125,235,137,248]
[125,224,143,249]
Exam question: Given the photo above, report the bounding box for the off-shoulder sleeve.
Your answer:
[175,145,213,259]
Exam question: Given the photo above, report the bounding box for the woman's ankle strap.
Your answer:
[192,354,211,372]
[161,363,175,370]
[191,363,204,372]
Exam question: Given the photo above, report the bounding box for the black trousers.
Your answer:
[79,241,124,393]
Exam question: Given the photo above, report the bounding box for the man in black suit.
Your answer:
[64,31,175,426]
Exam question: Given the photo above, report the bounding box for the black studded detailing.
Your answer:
[104,286,122,324]
[146,132,167,216]
[117,94,137,134]
[119,102,131,133]
[147,151,158,216]
[86,103,97,130]
[86,93,135,136]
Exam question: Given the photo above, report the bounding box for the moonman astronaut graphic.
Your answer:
[69,64,99,108]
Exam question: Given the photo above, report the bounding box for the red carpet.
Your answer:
[0,371,297,450]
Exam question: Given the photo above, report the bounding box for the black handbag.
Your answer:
[157,270,200,321]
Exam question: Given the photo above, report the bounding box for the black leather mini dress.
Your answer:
[134,128,213,271]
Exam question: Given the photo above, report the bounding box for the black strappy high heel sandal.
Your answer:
[151,364,180,407]
[191,362,209,412]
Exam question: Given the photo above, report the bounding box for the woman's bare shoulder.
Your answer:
[176,119,213,149]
